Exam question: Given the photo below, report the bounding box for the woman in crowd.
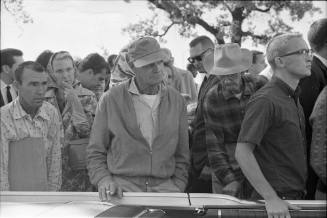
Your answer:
[45,51,97,191]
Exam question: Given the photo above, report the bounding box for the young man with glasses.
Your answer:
[236,33,312,218]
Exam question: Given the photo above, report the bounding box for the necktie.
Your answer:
[6,86,13,103]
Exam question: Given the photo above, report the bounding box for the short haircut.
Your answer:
[78,53,108,75]
[1,48,23,70]
[251,50,264,64]
[266,33,303,69]
[14,61,45,84]
[307,18,327,52]
[189,35,214,48]
[35,50,54,69]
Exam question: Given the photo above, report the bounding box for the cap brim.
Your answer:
[133,49,166,68]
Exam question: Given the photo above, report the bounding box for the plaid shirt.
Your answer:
[203,74,266,185]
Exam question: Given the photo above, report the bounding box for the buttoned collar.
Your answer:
[12,98,50,121]
[271,76,301,101]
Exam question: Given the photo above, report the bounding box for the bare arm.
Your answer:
[235,142,300,218]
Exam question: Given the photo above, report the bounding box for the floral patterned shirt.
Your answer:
[0,98,62,191]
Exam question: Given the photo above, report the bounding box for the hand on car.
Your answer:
[98,176,123,201]
[222,180,241,196]
[265,196,300,218]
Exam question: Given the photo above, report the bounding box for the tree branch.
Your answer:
[222,2,233,14]
[242,31,269,41]
[156,22,177,37]
[254,5,272,13]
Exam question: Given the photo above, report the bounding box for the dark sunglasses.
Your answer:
[187,48,213,64]
[279,48,313,58]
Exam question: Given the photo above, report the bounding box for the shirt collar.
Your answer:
[0,79,12,89]
[222,75,252,100]
[271,76,300,100]
[128,77,165,97]
[314,53,327,68]
[12,98,50,121]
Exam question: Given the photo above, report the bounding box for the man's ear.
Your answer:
[274,56,285,68]
[1,65,11,74]
[13,80,20,92]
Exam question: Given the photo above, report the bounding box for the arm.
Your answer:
[236,96,299,217]
[65,90,90,138]
[47,108,62,191]
[87,94,112,185]
[203,88,241,187]
[235,142,299,217]
[310,88,327,185]
[172,97,190,191]
[0,122,10,191]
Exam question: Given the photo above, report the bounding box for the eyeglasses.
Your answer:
[279,49,313,58]
[188,48,213,64]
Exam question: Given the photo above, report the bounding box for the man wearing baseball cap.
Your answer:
[202,43,266,198]
[87,37,190,201]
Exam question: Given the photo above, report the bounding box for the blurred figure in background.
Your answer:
[35,50,54,70]
[46,51,97,191]
[162,48,197,104]
[299,18,327,199]
[310,86,327,200]
[1,48,24,107]
[248,50,267,75]
[77,53,107,100]
[105,54,118,91]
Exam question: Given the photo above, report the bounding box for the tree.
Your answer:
[122,0,320,45]
[1,0,33,24]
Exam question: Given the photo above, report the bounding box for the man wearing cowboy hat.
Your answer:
[236,33,312,217]
[202,43,266,197]
[87,37,189,201]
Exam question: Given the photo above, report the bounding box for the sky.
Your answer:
[1,0,326,69]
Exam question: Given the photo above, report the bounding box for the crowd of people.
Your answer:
[1,18,326,218]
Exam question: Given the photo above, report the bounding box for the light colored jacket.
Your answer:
[87,79,190,191]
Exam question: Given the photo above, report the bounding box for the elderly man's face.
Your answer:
[279,37,312,79]
[134,60,164,87]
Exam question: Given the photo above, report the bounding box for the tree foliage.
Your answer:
[122,0,320,45]
[1,0,33,24]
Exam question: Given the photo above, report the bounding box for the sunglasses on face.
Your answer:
[279,48,313,58]
[188,48,213,64]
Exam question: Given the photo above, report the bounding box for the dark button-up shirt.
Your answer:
[203,74,265,185]
[238,77,307,193]
[190,75,221,175]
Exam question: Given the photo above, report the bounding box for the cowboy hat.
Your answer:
[204,43,252,75]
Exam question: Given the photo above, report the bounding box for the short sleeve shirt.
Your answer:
[238,77,307,193]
